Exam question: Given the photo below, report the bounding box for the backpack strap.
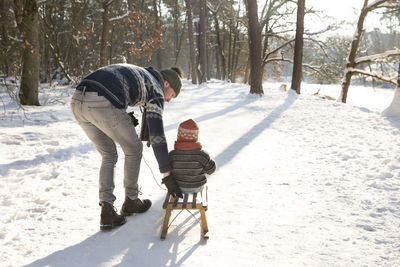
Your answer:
[139,106,150,147]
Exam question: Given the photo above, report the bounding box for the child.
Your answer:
[169,119,216,194]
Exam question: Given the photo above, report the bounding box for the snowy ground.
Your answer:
[1,80,399,267]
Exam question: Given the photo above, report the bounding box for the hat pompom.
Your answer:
[171,66,184,78]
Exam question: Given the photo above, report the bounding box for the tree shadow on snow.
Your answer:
[214,92,298,168]
[165,94,259,133]
[0,143,95,176]
[384,116,400,132]
[23,197,205,267]
[0,108,75,128]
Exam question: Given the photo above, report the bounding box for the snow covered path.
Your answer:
[1,81,399,266]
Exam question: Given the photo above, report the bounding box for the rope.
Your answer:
[142,154,167,190]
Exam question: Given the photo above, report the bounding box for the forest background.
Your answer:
[1,0,400,107]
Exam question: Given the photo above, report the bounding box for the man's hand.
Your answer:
[162,174,183,198]
[127,111,139,127]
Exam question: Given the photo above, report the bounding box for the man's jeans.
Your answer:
[71,90,143,204]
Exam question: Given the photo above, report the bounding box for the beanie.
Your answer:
[174,119,202,150]
[160,67,183,96]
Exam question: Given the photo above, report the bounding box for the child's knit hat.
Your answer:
[174,119,202,149]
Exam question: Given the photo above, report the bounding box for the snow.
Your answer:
[1,80,400,266]
[384,87,400,118]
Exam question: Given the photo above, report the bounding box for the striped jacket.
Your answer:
[169,149,216,189]
[77,64,171,172]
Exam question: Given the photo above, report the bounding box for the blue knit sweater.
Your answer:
[77,64,171,173]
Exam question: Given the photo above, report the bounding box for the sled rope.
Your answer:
[142,154,166,190]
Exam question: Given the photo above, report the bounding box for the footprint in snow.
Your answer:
[356,224,376,232]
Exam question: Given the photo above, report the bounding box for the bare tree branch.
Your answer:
[207,0,224,13]
[260,0,269,21]
[355,49,400,65]
[263,38,295,63]
[365,0,392,11]
[109,11,130,22]
[346,67,398,85]
[47,40,74,83]
[304,24,341,36]
[265,57,324,75]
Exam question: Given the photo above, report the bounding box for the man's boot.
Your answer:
[120,197,152,216]
[100,201,126,231]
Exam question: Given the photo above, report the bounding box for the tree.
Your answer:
[124,1,163,65]
[0,0,16,77]
[185,0,197,84]
[13,0,40,105]
[208,0,225,80]
[227,1,242,82]
[245,0,302,93]
[340,0,400,103]
[198,0,208,83]
[306,36,351,84]
[260,1,294,71]
[245,0,263,95]
[99,0,113,67]
[290,0,305,94]
[152,0,163,69]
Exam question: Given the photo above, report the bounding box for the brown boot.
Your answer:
[100,201,126,231]
[120,197,152,216]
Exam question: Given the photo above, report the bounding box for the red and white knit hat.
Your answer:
[174,119,202,149]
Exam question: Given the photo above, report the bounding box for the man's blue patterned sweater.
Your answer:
[77,64,171,172]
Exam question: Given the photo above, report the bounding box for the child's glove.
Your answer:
[162,175,183,198]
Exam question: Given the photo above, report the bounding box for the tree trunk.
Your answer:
[215,46,221,80]
[172,0,180,65]
[198,0,207,84]
[245,0,263,95]
[207,45,211,80]
[108,26,114,64]
[153,0,162,69]
[340,0,369,103]
[290,0,305,94]
[17,0,40,105]
[42,30,50,83]
[174,16,186,66]
[0,0,10,76]
[262,20,270,64]
[185,0,197,84]
[398,62,400,91]
[195,20,201,82]
[232,34,242,82]
[212,12,225,80]
[230,24,238,82]
[100,0,112,67]
[244,60,249,84]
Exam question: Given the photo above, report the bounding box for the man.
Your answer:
[70,64,183,230]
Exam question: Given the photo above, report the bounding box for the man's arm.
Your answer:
[146,100,172,173]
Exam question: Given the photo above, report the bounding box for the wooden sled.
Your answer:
[160,186,209,240]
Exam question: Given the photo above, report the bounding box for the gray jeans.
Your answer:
[70,90,143,204]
